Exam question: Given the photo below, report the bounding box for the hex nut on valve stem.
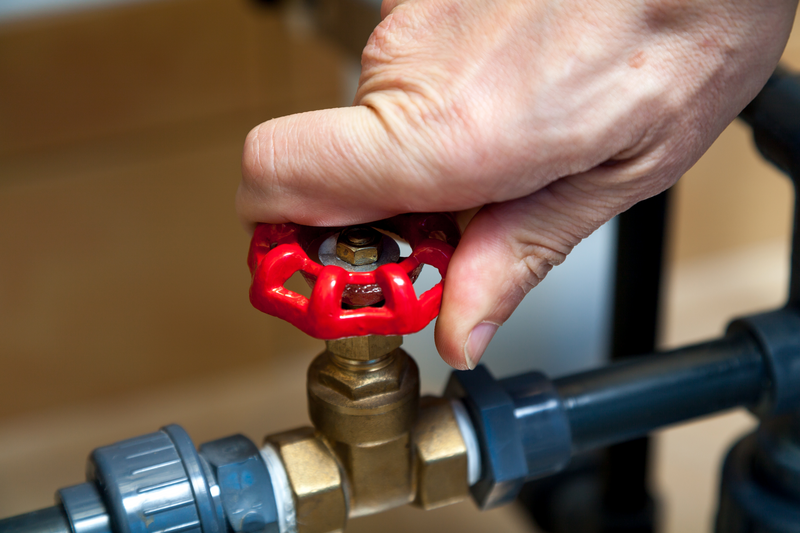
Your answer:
[336,226,383,266]
[325,335,403,362]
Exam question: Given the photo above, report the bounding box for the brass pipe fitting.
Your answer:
[263,336,475,533]
[413,396,473,510]
[265,427,347,533]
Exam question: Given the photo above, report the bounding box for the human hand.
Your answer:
[237,0,796,370]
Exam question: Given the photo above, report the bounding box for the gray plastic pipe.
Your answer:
[0,505,71,533]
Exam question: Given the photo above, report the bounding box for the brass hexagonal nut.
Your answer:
[317,350,407,400]
[336,241,380,265]
[265,428,347,533]
[326,336,403,362]
[335,227,383,266]
[413,397,470,510]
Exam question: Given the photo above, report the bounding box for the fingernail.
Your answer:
[465,322,498,370]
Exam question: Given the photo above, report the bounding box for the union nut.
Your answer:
[413,397,471,510]
[264,427,347,533]
[335,226,384,266]
[198,434,280,533]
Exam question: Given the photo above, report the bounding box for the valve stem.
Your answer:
[325,335,403,367]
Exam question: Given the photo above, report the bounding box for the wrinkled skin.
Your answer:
[237,0,797,370]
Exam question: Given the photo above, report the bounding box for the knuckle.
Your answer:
[362,13,403,69]
[517,243,567,293]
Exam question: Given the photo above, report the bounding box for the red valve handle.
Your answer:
[247,213,460,339]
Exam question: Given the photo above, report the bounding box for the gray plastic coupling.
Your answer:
[89,424,225,533]
[445,366,571,510]
[57,482,111,533]
[728,308,800,417]
[199,435,280,533]
[76,424,280,533]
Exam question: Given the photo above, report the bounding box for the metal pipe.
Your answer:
[552,330,765,454]
[0,506,71,533]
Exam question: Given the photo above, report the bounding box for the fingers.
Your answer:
[237,106,439,229]
[237,97,518,230]
[434,164,665,370]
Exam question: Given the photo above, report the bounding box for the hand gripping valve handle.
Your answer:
[246,213,461,338]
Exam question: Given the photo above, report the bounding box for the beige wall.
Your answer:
[669,121,794,263]
[668,17,800,263]
[0,0,798,421]
[0,0,342,418]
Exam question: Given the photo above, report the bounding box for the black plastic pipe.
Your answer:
[603,189,670,532]
[552,330,765,454]
[449,312,782,508]
[738,66,800,308]
[0,505,71,533]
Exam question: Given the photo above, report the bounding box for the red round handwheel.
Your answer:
[247,213,460,339]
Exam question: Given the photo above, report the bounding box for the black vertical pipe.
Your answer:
[738,67,800,309]
[515,192,671,533]
[601,190,669,533]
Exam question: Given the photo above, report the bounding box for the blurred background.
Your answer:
[0,0,798,531]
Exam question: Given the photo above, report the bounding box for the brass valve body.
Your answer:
[310,339,418,516]
[265,336,472,533]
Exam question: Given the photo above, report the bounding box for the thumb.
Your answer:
[434,169,650,370]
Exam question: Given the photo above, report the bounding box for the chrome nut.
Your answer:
[335,226,383,266]
[199,435,280,533]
